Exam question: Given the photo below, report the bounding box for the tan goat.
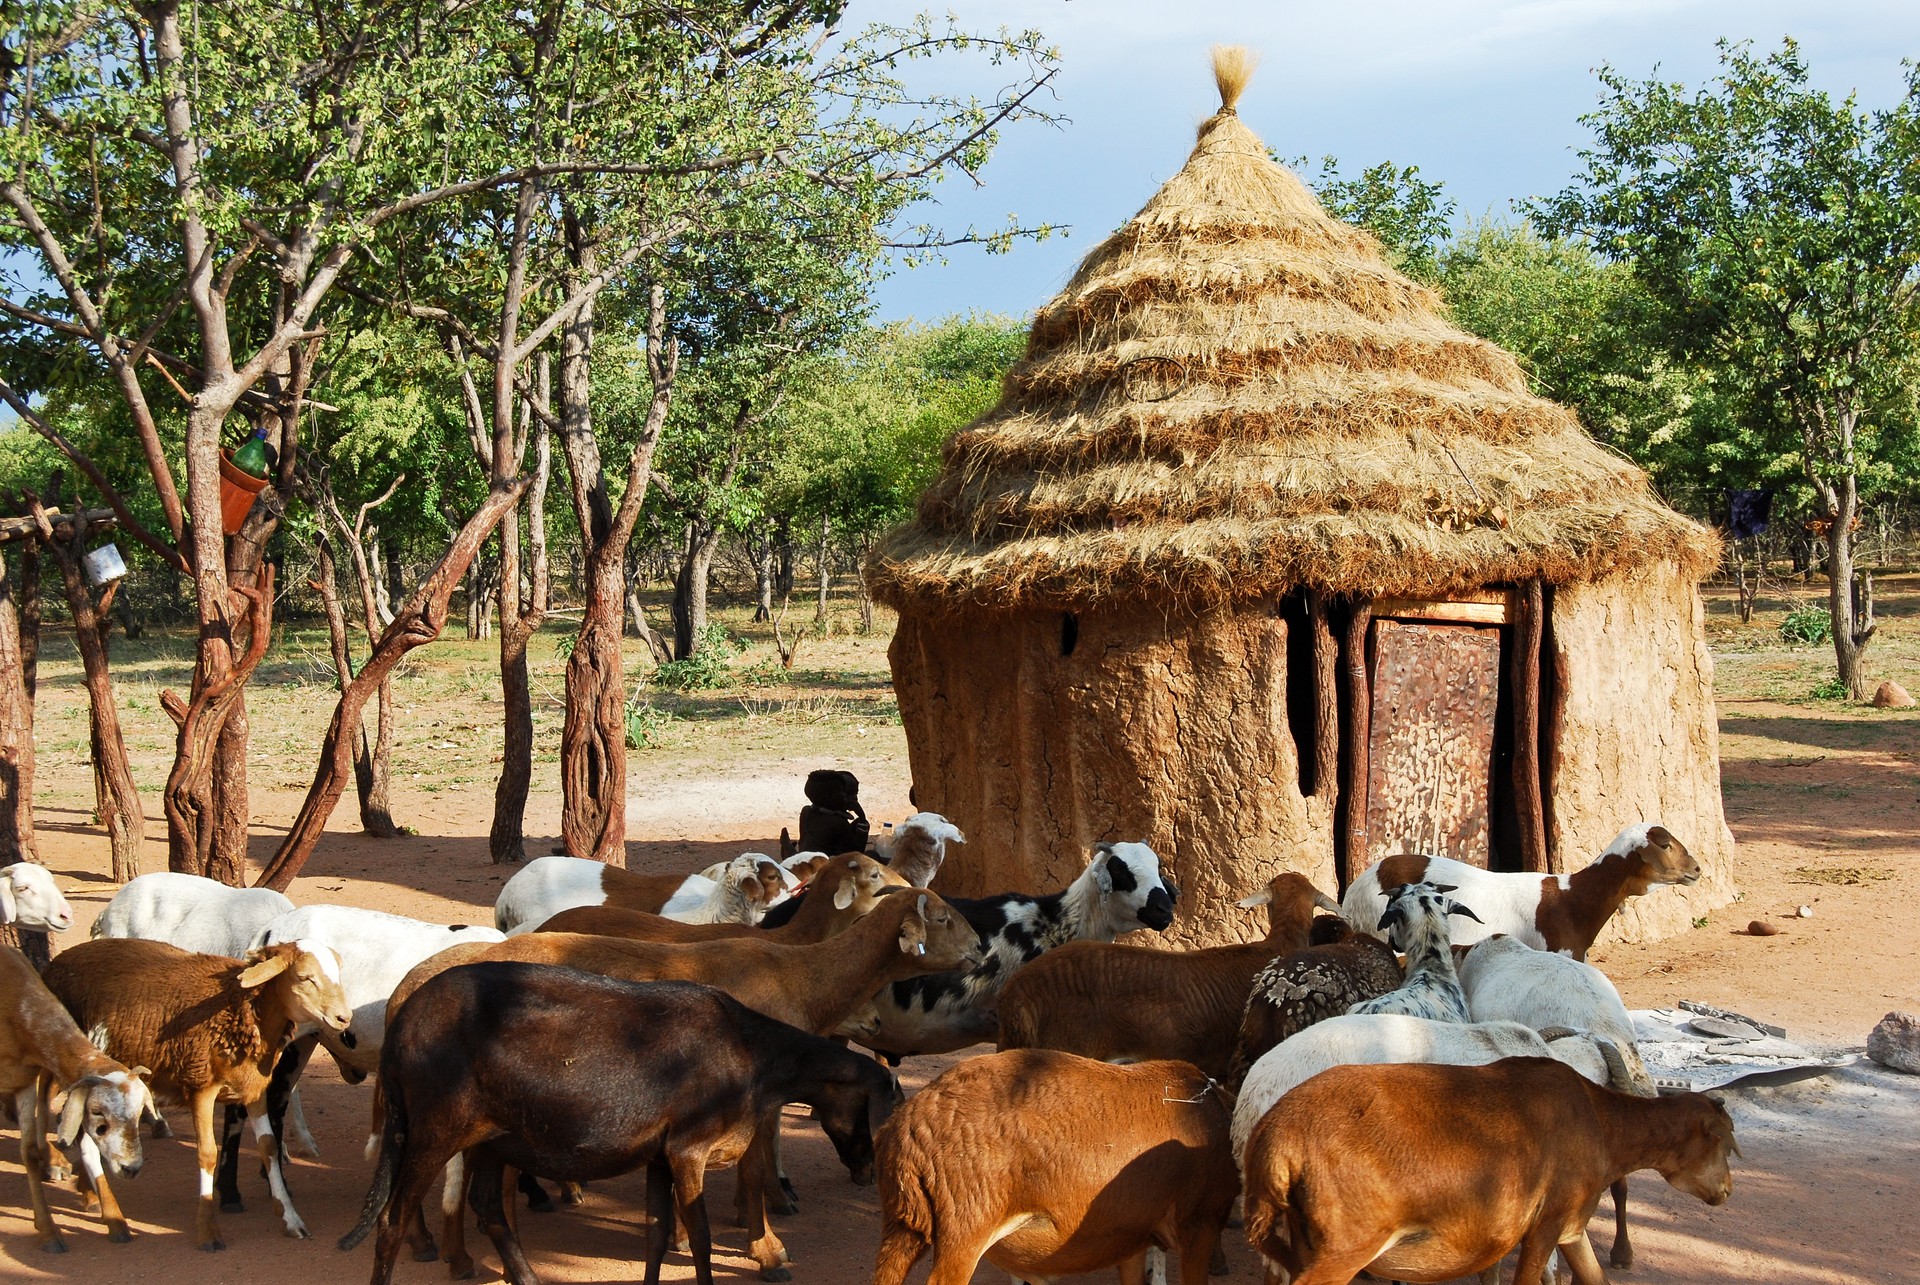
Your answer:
[1241,1058,1738,1285]
[40,938,352,1251]
[874,1049,1238,1285]
[1,945,152,1251]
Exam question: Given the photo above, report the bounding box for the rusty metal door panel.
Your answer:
[1365,619,1501,867]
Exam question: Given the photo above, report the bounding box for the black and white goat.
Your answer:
[1347,882,1479,1024]
[862,841,1178,1060]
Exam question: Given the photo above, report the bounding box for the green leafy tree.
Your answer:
[1286,155,1456,280]
[1536,39,1920,698]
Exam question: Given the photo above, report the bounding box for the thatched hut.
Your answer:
[866,49,1736,947]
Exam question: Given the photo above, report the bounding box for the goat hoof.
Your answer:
[760,1268,792,1283]
[151,1118,173,1140]
[524,1190,555,1213]
[447,1255,476,1280]
[769,1198,798,1217]
[560,1182,585,1205]
[779,1176,798,1203]
[1612,1252,1633,1269]
[285,1224,312,1240]
[412,1244,440,1263]
[287,1139,322,1160]
[220,1199,245,1214]
[673,1238,691,1254]
[108,1226,132,1244]
[39,1237,69,1254]
[198,1238,226,1252]
[1211,1245,1229,1275]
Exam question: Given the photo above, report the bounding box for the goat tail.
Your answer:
[1242,1166,1306,1279]
[339,1074,405,1251]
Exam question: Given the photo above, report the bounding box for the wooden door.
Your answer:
[1364,618,1501,866]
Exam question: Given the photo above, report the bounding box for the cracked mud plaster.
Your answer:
[890,604,1332,948]
[1548,561,1737,945]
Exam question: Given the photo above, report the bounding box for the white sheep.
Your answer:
[91,872,292,957]
[1232,1013,1634,1168]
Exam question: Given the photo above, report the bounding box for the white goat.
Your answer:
[1342,823,1702,960]
[91,872,291,956]
[2,862,75,934]
[659,854,796,924]
[883,813,963,887]
[1347,882,1478,1023]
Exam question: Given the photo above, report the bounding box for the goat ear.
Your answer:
[0,878,14,926]
[1236,888,1272,909]
[833,877,858,911]
[1448,902,1484,924]
[1646,825,1673,848]
[898,895,929,956]
[1092,857,1116,894]
[1428,883,1458,895]
[237,949,293,988]
[51,1079,96,1148]
[1313,892,1342,914]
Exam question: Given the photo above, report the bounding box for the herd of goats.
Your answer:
[0,808,1739,1285]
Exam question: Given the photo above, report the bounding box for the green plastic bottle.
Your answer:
[230,427,270,479]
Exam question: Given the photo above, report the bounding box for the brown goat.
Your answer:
[873,1050,1238,1285]
[1241,1058,1738,1285]
[41,938,353,1251]
[535,853,907,945]
[996,871,1338,1080]
[1,945,152,1251]
[1228,921,1403,1088]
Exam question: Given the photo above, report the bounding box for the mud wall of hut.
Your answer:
[1546,561,1738,944]
[891,602,1335,947]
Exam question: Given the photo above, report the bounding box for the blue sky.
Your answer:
[863,0,1920,323]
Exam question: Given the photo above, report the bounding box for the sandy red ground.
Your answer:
[2,687,1916,1283]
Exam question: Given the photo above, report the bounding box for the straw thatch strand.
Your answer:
[1212,45,1257,113]
[864,53,1718,615]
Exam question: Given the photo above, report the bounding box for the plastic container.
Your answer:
[218,450,271,534]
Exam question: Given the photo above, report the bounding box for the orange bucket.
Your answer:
[218,451,272,534]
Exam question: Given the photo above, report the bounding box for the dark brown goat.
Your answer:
[341,965,899,1285]
[995,871,1338,1080]
[1241,1058,1738,1285]
[1228,919,1403,1088]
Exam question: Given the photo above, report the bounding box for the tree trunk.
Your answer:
[1820,472,1873,700]
[556,277,678,866]
[256,481,528,890]
[488,402,553,866]
[0,549,37,867]
[814,512,831,624]
[774,516,794,599]
[671,522,722,660]
[752,526,776,623]
[382,536,404,619]
[37,508,144,883]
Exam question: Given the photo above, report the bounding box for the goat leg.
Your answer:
[70,1129,132,1243]
[16,1086,68,1253]
[1559,1232,1610,1285]
[472,1153,544,1285]
[215,1104,246,1212]
[668,1149,720,1285]
[246,1099,311,1238]
[191,1088,226,1251]
[270,1036,320,1159]
[643,1157,675,1285]
[1608,1179,1631,1268]
[516,1168,556,1213]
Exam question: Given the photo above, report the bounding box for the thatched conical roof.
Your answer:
[867,48,1719,615]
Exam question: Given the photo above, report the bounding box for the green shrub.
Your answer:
[624,694,675,748]
[1780,605,1832,646]
[650,623,746,692]
[1808,676,1849,701]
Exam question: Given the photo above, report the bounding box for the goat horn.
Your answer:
[1237,889,1273,908]
[1313,892,1342,914]
[1594,1038,1637,1093]
[1539,1026,1581,1042]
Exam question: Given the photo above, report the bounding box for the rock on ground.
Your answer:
[1871,680,1915,708]
[1868,1011,1920,1073]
